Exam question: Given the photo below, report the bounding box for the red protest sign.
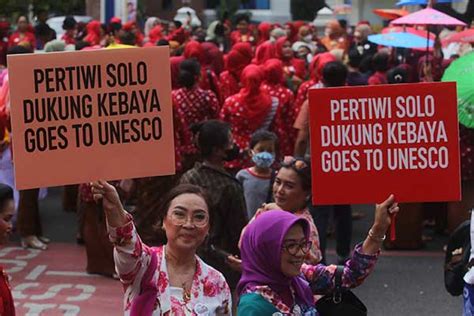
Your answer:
[308,82,461,205]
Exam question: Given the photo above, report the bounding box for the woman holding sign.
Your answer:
[92,181,231,315]
[237,200,397,315]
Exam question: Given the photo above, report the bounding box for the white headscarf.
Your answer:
[144,17,160,38]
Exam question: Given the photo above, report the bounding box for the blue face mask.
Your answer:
[252,151,275,169]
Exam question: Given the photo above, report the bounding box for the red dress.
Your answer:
[219,64,272,170]
[172,87,220,127]
[219,71,240,104]
[262,83,295,156]
[0,267,14,316]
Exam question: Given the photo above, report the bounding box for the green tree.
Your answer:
[0,0,85,21]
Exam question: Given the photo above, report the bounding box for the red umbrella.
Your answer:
[373,8,410,20]
[442,28,474,45]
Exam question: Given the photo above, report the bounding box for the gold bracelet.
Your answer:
[368,229,386,242]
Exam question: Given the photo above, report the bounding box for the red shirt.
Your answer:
[8,31,35,49]
[262,83,296,156]
[61,32,76,45]
[0,268,14,316]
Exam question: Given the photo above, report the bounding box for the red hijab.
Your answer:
[238,64,272,130]
[84,20,101,46]
[201,42,224,74]
[170,56,185,89]
[232,42,253,62]
[184,40,203,62]
[275,37,292,61]
[253,41,276,65]
[258,22,272,44]
[226,43,253,77]
[148,25,163,44]
[309,52,336,82]
[263,58,284,85]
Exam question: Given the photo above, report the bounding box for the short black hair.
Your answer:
[63,16,77,30]
[191,120,231,159]
[249,130,277,149]
[234,13,250,25]
[387,67,408,84]
[0,184,13,213]
[157,39,169,46]
[178,58,201,88]
[173,20,183,29]
[323,61,348,87]
[372,52,390,72]
[119,31,136,46]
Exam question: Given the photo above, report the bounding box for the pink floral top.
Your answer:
[108,216,232,315]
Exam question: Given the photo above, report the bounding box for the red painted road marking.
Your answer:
[0,244,122,315]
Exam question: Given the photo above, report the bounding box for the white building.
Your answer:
[203,0,469,28]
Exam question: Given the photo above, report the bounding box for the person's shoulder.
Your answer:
[199,259,228,284]
[236,168,250,179]
[238,293,278,315]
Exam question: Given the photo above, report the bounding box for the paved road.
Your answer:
[4,187,462,315]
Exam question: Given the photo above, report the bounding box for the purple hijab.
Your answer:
[237,210,314,307]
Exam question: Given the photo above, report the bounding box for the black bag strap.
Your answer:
[333,265,344,303]
[265,169,276,203]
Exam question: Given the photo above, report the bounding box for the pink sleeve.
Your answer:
[107,213,151,285]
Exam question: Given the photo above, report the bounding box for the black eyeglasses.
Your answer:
[282,240,312,256]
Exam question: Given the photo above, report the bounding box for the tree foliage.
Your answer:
[0,0,85,21]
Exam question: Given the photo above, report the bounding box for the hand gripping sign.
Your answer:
[8,47,175,190]
[308,82,461,205]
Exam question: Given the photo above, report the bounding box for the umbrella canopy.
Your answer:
[442,52,474,128]
[396,0,463,6]
[368,32,434,48]
[373,9,410,20]
[391,7,467,26]
[442,28,474,45]
[382,26,436,40]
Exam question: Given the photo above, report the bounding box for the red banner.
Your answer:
[309,82,461,205]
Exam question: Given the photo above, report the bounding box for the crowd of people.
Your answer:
[0,8,473,315]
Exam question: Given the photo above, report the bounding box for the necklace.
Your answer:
[182,282,191,303]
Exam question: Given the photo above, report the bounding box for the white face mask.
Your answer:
[303,34,313,43]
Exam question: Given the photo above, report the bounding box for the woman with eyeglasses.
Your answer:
[237,157,322,265]
[237,197,398,315]
[91,181,231,315]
